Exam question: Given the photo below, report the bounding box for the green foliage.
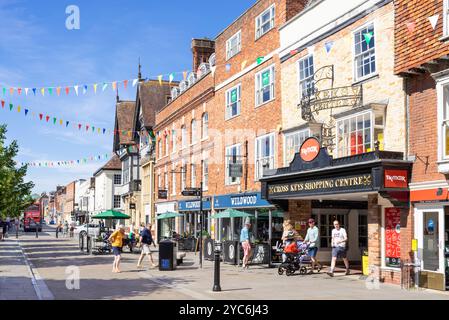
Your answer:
[0,124,34,218]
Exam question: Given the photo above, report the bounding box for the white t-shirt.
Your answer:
[332,228,347,248]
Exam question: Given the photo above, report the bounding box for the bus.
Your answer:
[24,203,42,232]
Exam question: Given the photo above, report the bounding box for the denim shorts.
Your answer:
[308,247,318,258]
[112,247,122,256]
[332,247,347,258]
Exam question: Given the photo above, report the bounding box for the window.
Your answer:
[181,160,187,192]
[336,111,384,158]
[191,163,196,188]
[354,23,376,80]
[315,214,347,248]
[202,113,209,139]
[158,172,162,189]
[172,164,177,195]
[256,4,275,40]
[226,84,241,119]
[181,125,187,149]
[172,129,177,153]
[358,214,368,248]
[157,132,162,158]
[298,55,314,98]
[202,159,209,191]
[225,144,242,185]
[442,85,449,160]
[164,171,169,194]
[113,195,121,209]
[226,30,241,60]
[284,129,310,165]
[256,65,275,106]
[255,133,275,180]
[165,133,169,155]
[191,120,197,145]
[122,157,130,184]
[113,174,121,185]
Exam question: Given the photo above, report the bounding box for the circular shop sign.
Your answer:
[299,137,321,162]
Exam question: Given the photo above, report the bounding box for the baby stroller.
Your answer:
[278,241,312,276]
[95,232,112,255]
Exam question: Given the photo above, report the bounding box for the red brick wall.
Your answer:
[395,0,449,74]
[408,72,445,183]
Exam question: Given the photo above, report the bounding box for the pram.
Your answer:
[278,242,313,276]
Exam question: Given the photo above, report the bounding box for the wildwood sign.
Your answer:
[267,173,373,198]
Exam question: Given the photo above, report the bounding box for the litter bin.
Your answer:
[159,239,177,271]
[362,249,369,276]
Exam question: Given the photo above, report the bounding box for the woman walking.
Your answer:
[240,221,252,269]
[109,225,125,273]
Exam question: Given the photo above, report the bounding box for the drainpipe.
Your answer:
[404,77,410,160]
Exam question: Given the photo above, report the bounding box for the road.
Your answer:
[0,224,448,300]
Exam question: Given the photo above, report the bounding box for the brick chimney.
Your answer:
[191,38,215,72]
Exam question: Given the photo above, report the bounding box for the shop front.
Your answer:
[178,199,212,251]
[155,202,177,242]
[410,187,449,291]
[261,141,412,284]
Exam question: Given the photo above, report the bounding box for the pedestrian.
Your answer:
[1,219,7,240]
[281,220,295,243]
[240,220,252,269]
[327,220,350,277]
[304,218,322,273]
[63,221,69,238]
[69,223,74,238]
[108,225,125,273]
[5,217,10,235]
[137,223,157,269]
[0,219,4,241]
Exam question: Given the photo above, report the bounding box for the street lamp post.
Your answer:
[199,181,203,269]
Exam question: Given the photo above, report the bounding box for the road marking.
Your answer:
[139,272,214,300]
[17,240,55,300]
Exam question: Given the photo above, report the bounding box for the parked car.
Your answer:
[74,224,100,237]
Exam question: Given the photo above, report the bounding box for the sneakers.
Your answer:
[345,269,350,275]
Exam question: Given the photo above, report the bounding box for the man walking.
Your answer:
[137,223,157,269]
[240,220,252,270]
[304,218,322,273]
[327,220,350,277]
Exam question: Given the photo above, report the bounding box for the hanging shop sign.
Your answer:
[385,208,401,268]
[229,161,243,178]
[384,169,408,189]
[158,190,168,200]
[299,137,321,162]
[299,65,363,122]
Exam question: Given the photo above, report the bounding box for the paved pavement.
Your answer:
[1,225,449,300]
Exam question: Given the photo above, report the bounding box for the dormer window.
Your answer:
[256,4,275,40]
[226,30,241,60]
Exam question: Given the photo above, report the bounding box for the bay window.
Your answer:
[256,65,275,106]
[284,129,310,166]
[255,133,275,180]
[336,110,384,158]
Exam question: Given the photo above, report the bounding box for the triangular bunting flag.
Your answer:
[56,87,61,96]
[65,87,70,95]
[78,124,82,130]
[93,84,98,94]
[158,75,163,85]
[17,88,22,95]
[169,73,174,84]
[9,103,13,111]
[45,115,50,122]
[132,79,138,87]
[363,32,374,45]
[74,85,79,96]
[2,88,6,95]
[25,109,29,116]
[40,88,45,96]
[429,14,439,30]
[9,88,14,95]
[59,119,63,125]
[25,88,29,96]
[225,64,231,72]
[325,41,334,53]
[86,125,89,131]
[39,114,43,120]
[53,117,57,124]
[112,82,117,91]
[66,121,70,127]
[256,56,264,65]
[183,71,188,80]
[102,83,108,91]
[48,87,53,95]
[123,80,128,89]
[83,85,88,95]
[241,60,247,70]
[103,128,106,134]
[17,106,20,112]
[1,100,4,108]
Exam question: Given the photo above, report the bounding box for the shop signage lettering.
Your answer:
[267,174,372,197]
[178,199,211,211]
[384,169,408,188]
[300,138,320,162]
[231,195,257,206]
[214,193,272,209]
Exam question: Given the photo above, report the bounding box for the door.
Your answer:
[416,206,445,290]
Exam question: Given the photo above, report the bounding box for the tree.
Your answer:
[0,124,34,218]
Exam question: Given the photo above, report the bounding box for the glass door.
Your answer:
[423,212,440,271]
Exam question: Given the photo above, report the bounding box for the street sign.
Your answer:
[158,190,168,199]
[182,188,201,197]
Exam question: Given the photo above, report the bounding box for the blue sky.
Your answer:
[0,0,254,194]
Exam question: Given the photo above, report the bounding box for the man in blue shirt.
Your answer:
[137,224,157,269]
[240,221,252,269]
[304,218,322,273]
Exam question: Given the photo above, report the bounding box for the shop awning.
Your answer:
[210,208,255,219]
[157,212,184,220]
[91,210,130,220]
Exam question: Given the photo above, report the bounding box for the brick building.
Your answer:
[154,0,308,244]
[261,0,412,285]
[395,0,449,290]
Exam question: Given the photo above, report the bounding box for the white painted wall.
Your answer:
[94,169,122,214]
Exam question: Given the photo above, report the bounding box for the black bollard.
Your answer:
[213,242,221,292]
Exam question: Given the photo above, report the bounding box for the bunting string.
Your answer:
[19,153,113,168]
